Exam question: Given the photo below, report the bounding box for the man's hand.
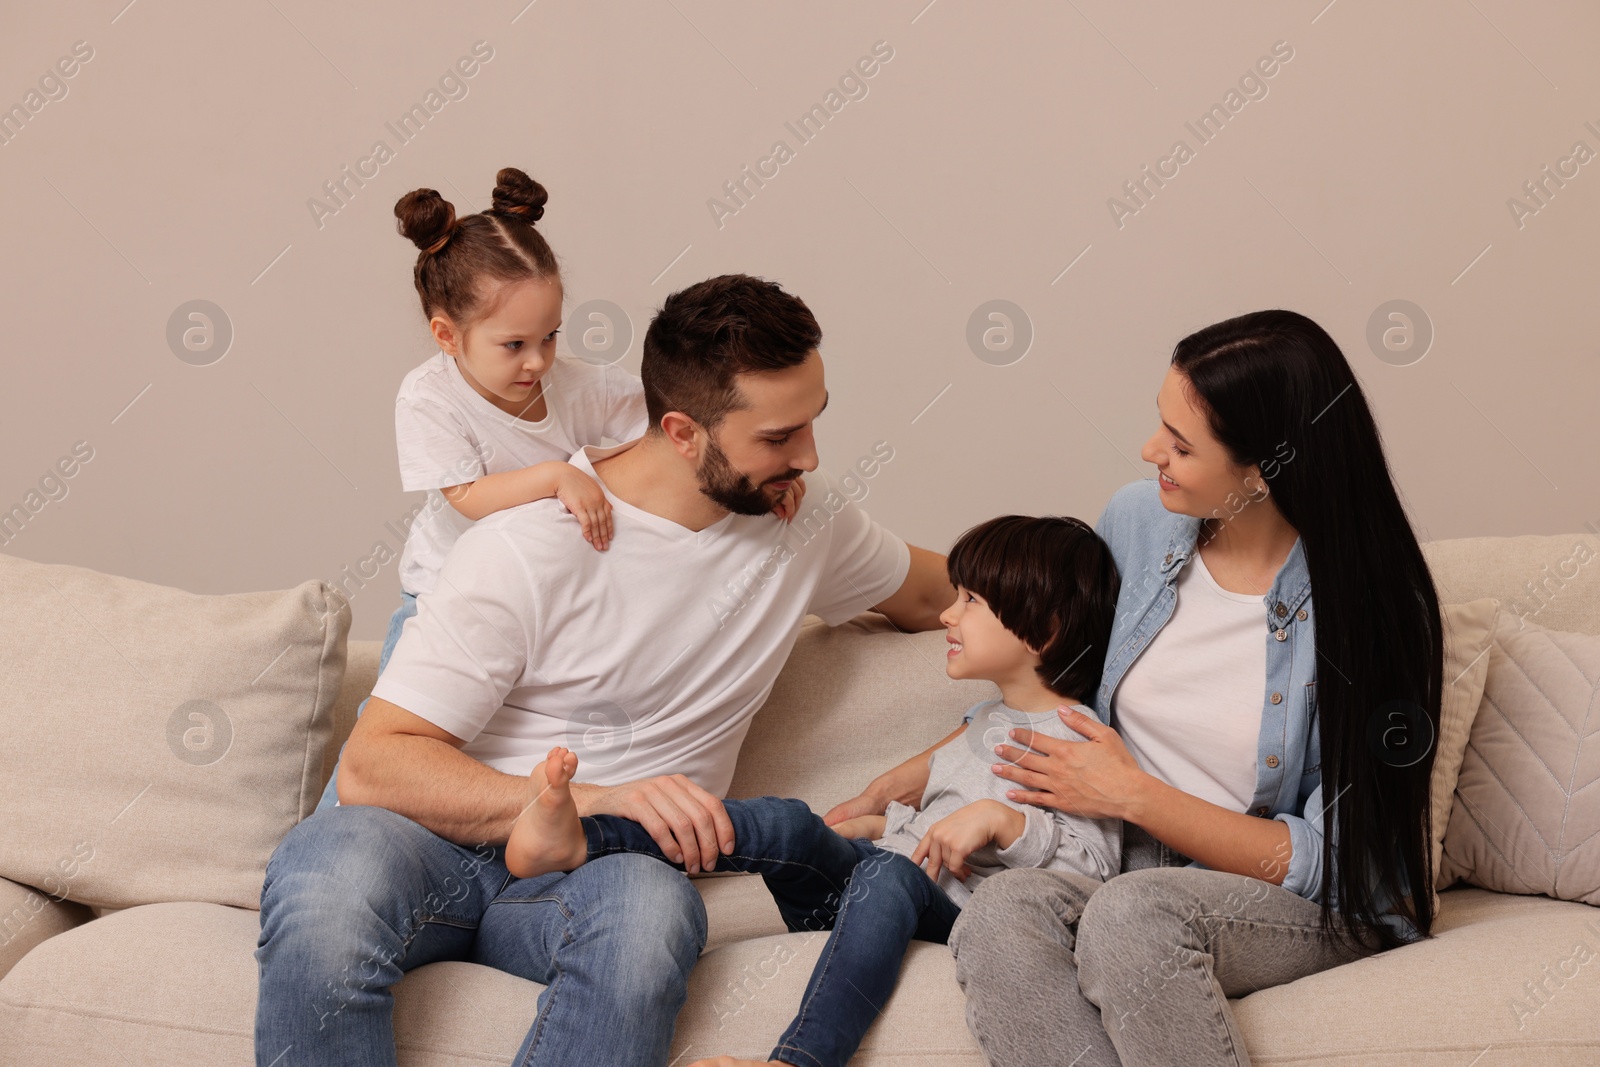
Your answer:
[910,800,1020,883]
[575,773,734,874]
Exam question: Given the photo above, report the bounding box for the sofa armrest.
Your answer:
[0,875,94,981]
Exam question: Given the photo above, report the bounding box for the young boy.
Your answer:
[508,515,1123,1067]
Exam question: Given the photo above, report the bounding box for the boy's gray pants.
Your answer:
[948,824,1377,1066]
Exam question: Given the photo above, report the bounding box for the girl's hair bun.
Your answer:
[394,188,458,254]
[490,167,548,222]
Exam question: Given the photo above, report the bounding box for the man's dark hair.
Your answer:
[947,515,1121,702]
[641,274,822,433]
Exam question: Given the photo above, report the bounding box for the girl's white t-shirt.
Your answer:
[393,352,648,597]
[1111,548,1267,813]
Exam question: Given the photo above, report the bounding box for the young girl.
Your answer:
[317,167,804,812]
[506,514,1124,1067]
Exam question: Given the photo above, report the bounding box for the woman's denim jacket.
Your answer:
[1092,479,1418,944]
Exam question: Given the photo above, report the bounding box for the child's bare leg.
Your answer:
[505,746,588,878]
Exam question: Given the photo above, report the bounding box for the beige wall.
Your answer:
[3,0,1596,639]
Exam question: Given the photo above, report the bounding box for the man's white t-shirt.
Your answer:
[371,439,912,796]
[1112,549,1266,812]
[394,352,648,597]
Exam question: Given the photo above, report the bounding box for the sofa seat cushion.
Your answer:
[0,896,983,1066]
[0,875,94,982]
[3,886,1596,1066]
[694,872,785,951]
[1230,886,1600,1064]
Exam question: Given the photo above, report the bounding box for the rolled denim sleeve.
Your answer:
[1274,781,1327,902]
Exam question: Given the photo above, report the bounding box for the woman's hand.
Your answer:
[551,466,614,550]
[992,707,1148,821]
[773,475,808,522]
[911,800,1019,882]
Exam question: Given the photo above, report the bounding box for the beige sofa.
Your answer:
[2,531,1597,1066]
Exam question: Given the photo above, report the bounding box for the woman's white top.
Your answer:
[1112,548,1267,813]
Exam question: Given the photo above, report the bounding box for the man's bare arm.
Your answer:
[872,544,955,632]
[337,696,533,845]
[338,697,738,868]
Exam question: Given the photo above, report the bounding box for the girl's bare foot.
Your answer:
[505,746,589,878]
[687,1057,792,1067]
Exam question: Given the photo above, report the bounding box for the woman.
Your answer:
[827,309,1442,1066]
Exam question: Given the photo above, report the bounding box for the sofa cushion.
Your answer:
[0,875,93,982]
[1440,613,1600,904]
[1426,598,1499,913]
[4,886,1595,1066]
[1230,885,1600,1064]
[0,895,985,1066]
[0,554,349,911]
[1422,533,1600,638]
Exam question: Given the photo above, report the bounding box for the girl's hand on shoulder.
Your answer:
[553,467,614,550]
[773,475,808,522]
[911,801,1002,883]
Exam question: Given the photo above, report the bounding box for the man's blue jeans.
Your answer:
[586,796,964,1067]
[254,804,707,1067]
[315,591,416,813]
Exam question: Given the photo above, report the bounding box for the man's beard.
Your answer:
[697,436,797,517]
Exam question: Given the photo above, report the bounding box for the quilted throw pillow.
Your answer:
[1439,612,1600,903]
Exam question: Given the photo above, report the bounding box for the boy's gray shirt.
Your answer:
[872,698,1123,905]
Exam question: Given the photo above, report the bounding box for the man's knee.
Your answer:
[259,806,436,977]
[579,854,708,963]
[267,804,416,879]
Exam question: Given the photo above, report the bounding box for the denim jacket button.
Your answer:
[1274,628,1287,641]
[1275,602,1288,618]
[1297,608,1308,621]
[1270,692,1282,704]
[1265,754,1279,768]
[1164,552,1173,565]
[1255,805,1270,816]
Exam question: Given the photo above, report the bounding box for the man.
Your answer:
[254,274,954,1067]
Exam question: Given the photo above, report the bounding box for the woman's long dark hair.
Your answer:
[1173,309,1442,952]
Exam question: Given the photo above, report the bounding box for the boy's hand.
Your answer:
[552,466,614,550]
[830,814,886,841]
[772,475,808,523]
[911,800,1016,883]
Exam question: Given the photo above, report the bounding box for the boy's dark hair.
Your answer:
[947,515,1121,702]
[641,274,822,433]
